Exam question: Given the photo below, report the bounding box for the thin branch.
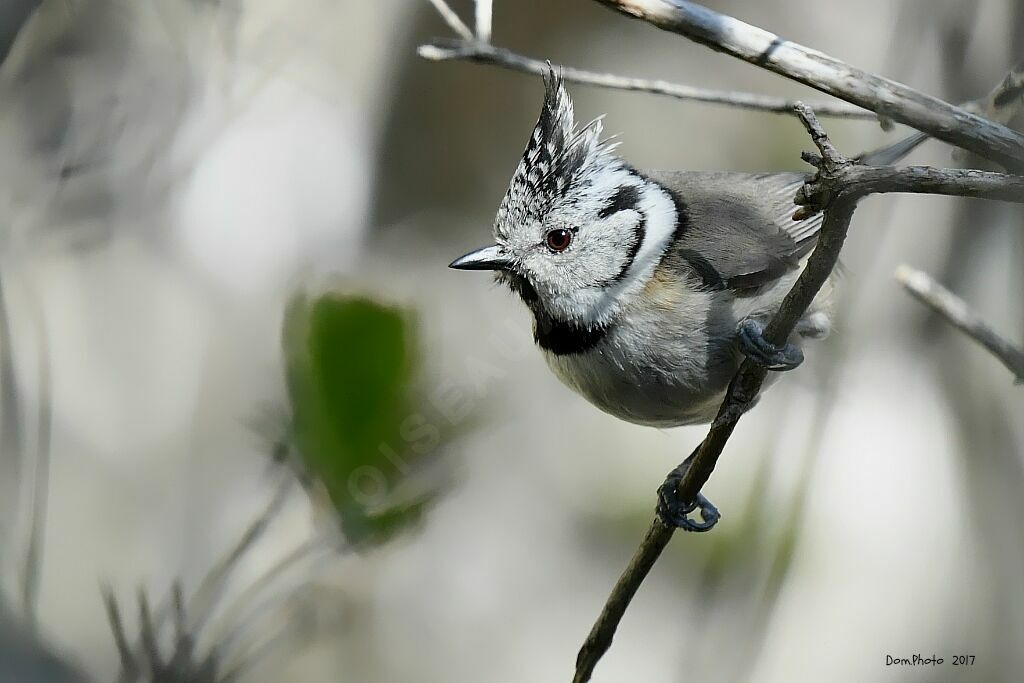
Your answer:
[101,585,140,683]
[794,165,1024,215]
[203,534,332,652]
[137,587,163,673]
[574,103,857,683]
[895,265,1024,383]
[20,279,52,631]
[424,0,473,41]
[0,272,24,565]
[858,62,1024,167]
[475,0,492,43]
[593,0,1024,170]
[418,38,877,119]
[183,472,295,633]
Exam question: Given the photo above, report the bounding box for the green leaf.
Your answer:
[283,290,428,545]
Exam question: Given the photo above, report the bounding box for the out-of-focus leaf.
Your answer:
[283,290,436,546]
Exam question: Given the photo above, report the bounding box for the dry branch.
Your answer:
[594,0,1024,170]
[896,265,1024,383]
[418,39,875,118]
[475,0,492,44]
[424,0,473,40]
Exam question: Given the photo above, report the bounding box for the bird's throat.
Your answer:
[503,271,610,355]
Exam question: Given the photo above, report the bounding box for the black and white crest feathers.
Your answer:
[494,69,615,239]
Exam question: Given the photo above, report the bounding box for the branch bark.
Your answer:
[572,105,1024,683]
[424,0,473,40]
[896,265,1024,383]
[418,38,875,118]
[594,0,1024,170]
[795,165,1024,212]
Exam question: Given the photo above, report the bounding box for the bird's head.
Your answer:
[450,69,679,336]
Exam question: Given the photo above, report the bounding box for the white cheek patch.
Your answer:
[572,211,641,284]
[621,180,678,286]
[567,176,678,325]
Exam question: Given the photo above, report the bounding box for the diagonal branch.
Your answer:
[418,38,876,118]
[572,104,1024,683]
[423,0,473,41]
[574,103,856,683]
[593,0,1024,170]
[475,0,492,44]
[896,265,1024,383]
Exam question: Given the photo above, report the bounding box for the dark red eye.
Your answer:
[545,228,573,252]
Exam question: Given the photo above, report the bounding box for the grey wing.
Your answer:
[646,170,822,292]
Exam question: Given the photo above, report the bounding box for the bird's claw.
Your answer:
[656,471,720,532]
[738,319,804,371]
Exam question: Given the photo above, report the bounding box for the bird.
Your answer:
[449,69,838,531]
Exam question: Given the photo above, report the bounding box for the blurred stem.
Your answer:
[0,272,24,576]
[205,534,334,663]
[474,0,492,43]
[424,0,473,40]
[20,277,52,631]
[183,470,295,633]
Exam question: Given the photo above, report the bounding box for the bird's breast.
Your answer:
[541,292,741,427]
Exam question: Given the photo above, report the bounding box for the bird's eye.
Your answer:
[545,228,573,253]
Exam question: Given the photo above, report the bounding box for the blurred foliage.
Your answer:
[283,290,441,547]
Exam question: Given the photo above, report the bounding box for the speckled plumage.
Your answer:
[461,70,836,427]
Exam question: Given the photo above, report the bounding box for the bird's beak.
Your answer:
[448,244,513,271]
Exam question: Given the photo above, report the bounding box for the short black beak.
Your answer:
[448,244,513,271]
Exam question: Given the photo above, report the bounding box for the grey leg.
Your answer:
[737,318,804,371]
[656,447,721,532]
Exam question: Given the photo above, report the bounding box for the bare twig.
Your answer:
[793,165,1024,219]
[137,588,162,674]
[20,280,52,631]
[183,472,295,633]
[168,582,198,675]
[418,38,876,119]
[800,61,1024,166]
[0,272,24,566]
[204,535,332,654]
[101,585,140,683]
[574,103,857,683]
[475,0,492,43]
[424,0,473,41]
[593,0,1024,170]
[896,265,1024,383]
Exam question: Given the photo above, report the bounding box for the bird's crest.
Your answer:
[495,67,615,239]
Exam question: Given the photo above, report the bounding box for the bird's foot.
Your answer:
[656,456,720,532]
[738,319,804,371]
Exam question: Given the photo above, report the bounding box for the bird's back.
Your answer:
[645,170,822,293]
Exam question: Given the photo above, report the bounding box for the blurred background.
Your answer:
[0,0,1022,681]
